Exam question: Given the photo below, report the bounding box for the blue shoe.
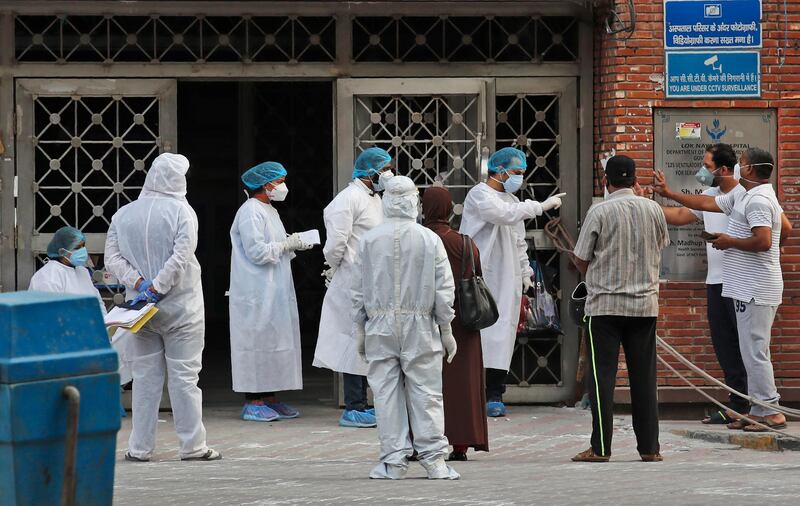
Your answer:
[241,402,280,422]
[365,407,375,416]
[265,402,300,419]
[487,401,507,417]
[120,402,127,418]
[339,409,377,428]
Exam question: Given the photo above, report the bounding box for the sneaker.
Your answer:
[339,409,377,428]
[487,401,507,417]
[571,448,610,463]
[265,402,300,419]
[241,402,280,422]
[365,407,375,416]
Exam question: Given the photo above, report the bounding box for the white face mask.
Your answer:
[267,182,289,201]
[733,163,741,181]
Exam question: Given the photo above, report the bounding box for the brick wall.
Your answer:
[592,0,800,397]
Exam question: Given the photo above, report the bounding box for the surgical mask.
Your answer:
[267,182,289,201]
[733,163,741,181]
[501,174,524,193]
[695,165,716,186]
[738,163,773,187]
[374,170,394,192]
[66,247,89,267]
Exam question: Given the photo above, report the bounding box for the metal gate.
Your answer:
[337,77,580,401]
[15,78,177,299]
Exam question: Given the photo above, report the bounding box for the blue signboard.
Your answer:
[665,51,760,98]
[664,0,762,50]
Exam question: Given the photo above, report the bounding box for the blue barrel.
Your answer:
[0,292,120,506]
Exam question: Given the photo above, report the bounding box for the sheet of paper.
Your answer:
[298,229,321,246]
[104,303,156,327]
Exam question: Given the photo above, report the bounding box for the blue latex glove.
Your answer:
[132,287,162,304]
[137,279,153,293]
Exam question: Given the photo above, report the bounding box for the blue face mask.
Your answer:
[502,174,525,193]
[67,247,89,267]
[695,165,716,186]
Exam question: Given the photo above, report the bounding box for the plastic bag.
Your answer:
[521,261,562,336]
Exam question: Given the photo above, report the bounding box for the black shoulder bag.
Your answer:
[458,234,499,331]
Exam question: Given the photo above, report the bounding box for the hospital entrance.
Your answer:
[178,81,334,403]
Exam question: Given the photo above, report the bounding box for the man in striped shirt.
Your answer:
[571,155,670,463]
[654,147,792,432]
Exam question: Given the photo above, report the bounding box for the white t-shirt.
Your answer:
[715,183,783,306]
[690,185,745,285]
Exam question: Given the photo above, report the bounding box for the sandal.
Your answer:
[701,410,733,425]
[181,449,222,461]
[742,419,787,432]
[727,417,757,430]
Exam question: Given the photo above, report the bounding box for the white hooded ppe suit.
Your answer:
[104,153,209,460]
[351,176,458,479]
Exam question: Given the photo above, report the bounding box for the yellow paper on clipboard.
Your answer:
[128,306,159,333]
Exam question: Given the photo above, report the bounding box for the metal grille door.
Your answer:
[15,79,177,291]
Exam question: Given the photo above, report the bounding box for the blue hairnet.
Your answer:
[488,147,527,174]
[47,226,85,259]
[352,147,392,178]
[241,161,287,190]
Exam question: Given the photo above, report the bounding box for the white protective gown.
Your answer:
[104,152,209,460]
[459,182,542,371]
[352,177,456,474]
[26,261,135,383]
[313,179,383,376]
[229,198,303,393]
[28,260,106,313]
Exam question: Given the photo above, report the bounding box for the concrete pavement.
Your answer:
[113,404,800,505]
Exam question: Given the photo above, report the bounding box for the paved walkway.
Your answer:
[114,404,800,505]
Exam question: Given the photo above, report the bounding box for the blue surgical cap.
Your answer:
[488,147,527,174]
[353,147,392,178]
[241,161,287,190]
[47,226,85,259]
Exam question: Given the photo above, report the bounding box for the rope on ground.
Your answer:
[657,336,800,418]
[656,354,800,442]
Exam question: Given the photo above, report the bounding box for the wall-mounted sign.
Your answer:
[665,50,760,98]
[654,109,776,282]
[664,0,762,50]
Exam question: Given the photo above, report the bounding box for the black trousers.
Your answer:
[343,373,369,411]
[244,392,275,401]
[485,368,508,402]
[706,284,749,413]
[586,315,659,457]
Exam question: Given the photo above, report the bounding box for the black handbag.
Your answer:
[458,234,499,331]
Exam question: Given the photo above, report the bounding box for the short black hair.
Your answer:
[743,147,774,179]
[604,155,636,188]
[706,143,737,172]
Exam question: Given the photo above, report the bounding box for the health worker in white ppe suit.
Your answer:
[459,147,566,418]
[314,147,393,429]
[29,226,132,418]
[352,175,460,480]
[229,161,312,422]
[105,152,220,462]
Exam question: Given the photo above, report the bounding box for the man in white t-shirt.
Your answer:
[659,144,748,424]
[655,147,793,432]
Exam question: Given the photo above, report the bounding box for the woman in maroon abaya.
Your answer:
[422,185,489,461]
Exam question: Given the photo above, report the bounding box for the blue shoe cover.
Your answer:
[339,409,377,428]
[241,402,280,422]
[265,402,300,419]
[487,401,507,417]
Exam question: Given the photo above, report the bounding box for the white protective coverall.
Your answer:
[229,198,303,393]
[459,182,542,371]
[27,261,134,383]
[352,176,458,479]
[313,179,383,376]
[104,152,210,460]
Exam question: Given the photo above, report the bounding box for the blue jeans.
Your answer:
[343,373,368,411]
